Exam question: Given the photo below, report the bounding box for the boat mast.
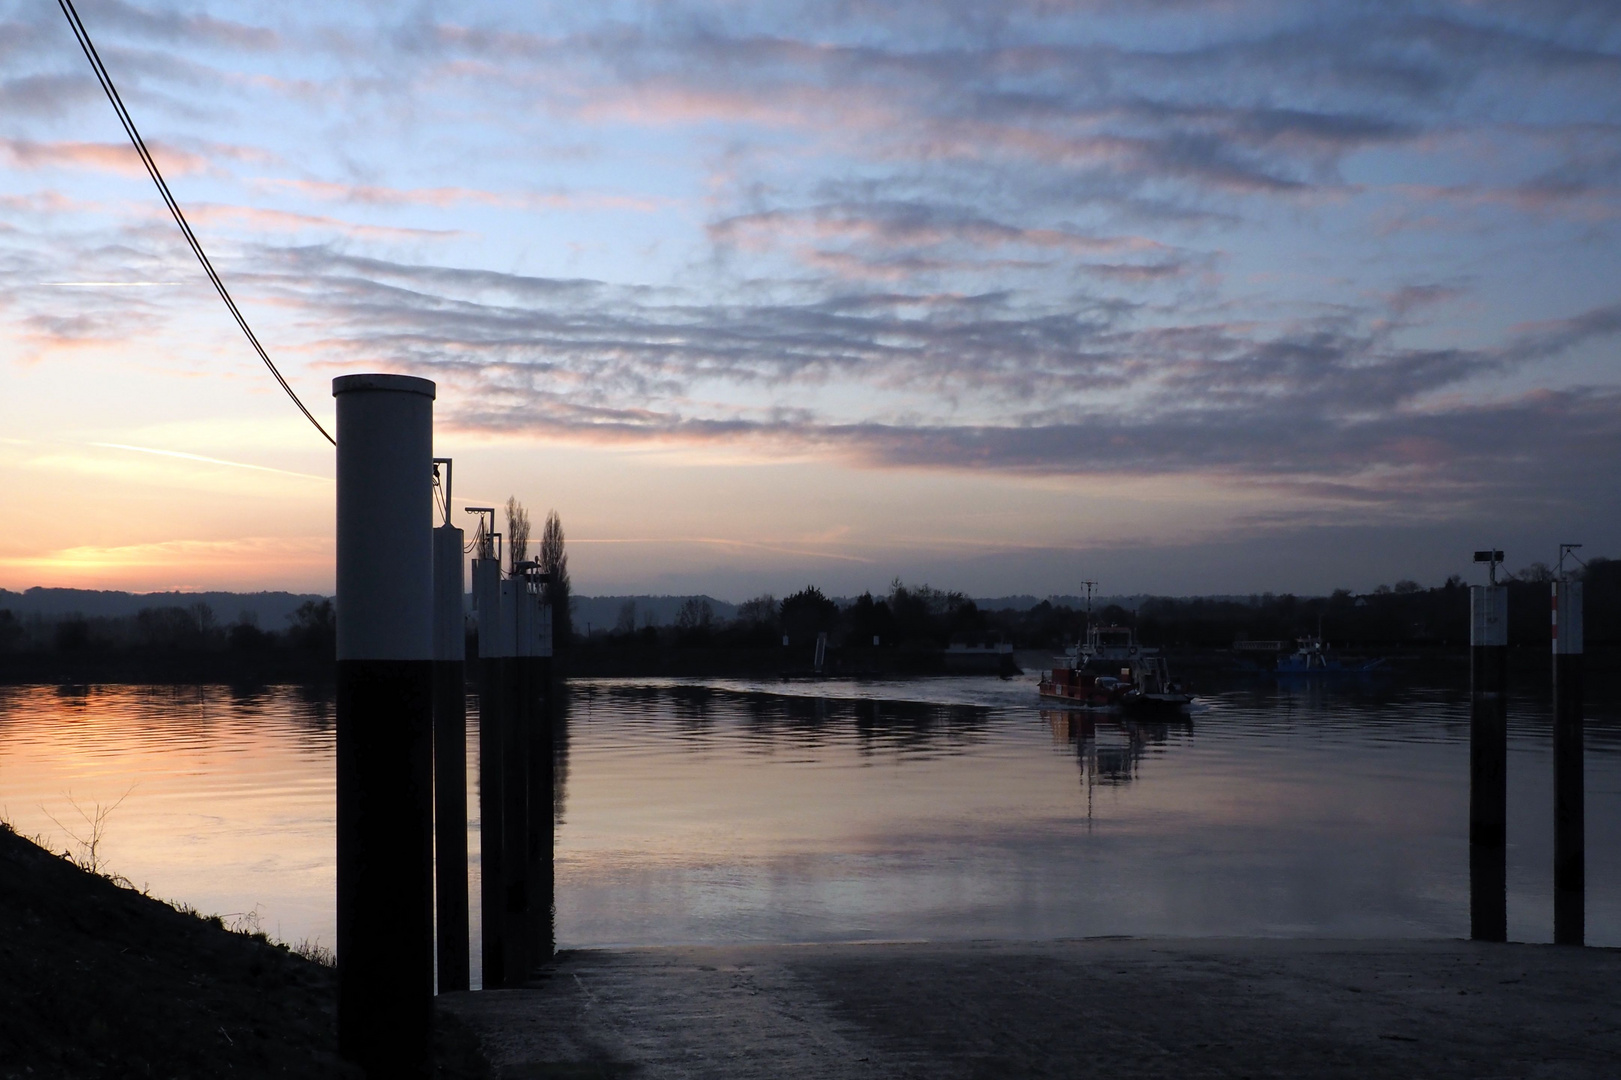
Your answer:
[1082,580,1097,652]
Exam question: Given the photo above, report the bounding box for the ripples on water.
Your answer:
[1,674,1617,981]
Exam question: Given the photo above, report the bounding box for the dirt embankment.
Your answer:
[0,824,486,1079]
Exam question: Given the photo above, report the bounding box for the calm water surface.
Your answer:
[2,674,1618,986]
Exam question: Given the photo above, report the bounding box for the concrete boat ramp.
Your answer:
[442,938,1621,1079]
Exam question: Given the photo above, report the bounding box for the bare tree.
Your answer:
[676,597,713,634]
[539,509,572,646]
[506,496,531,575]
[737,594,777,626]
[614,600,637,636]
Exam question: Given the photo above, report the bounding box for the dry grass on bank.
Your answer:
[0,820,486,1079]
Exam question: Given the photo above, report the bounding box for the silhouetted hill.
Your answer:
[0,588,327,627]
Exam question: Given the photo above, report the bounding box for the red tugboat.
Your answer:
[1038,588,1194,714]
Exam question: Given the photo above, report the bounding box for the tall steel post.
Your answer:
[470,544,506,986]
[432,517,469,992]
[1553,571,1584,945]
[526,572,555,968]
[1468,575,1507,942]
[502,570,533,980]
[333,373,436,1077]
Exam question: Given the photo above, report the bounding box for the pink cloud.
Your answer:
[183,204,467,241]
[1391,182,1621,223]
[714,208,1167,255]
[254,178,667,213]
[0,138,210,178]
[575,78,906,134]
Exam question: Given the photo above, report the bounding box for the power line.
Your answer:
[55,0,336,447]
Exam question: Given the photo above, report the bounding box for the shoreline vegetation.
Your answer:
[0,560,1614,684]
[0,597,336,685]
[0,820,487,1079]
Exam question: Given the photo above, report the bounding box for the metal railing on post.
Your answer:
[333,374,436,1076]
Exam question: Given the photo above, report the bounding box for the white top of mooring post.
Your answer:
[433,526,466,662]
[333,372,435,661]
[332,372,437,398]
[1470,585,1507,648]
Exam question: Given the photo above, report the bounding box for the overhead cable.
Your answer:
[56,0,336,447]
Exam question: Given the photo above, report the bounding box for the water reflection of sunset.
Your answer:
[0,685,343,948]
[4,677,1617,967]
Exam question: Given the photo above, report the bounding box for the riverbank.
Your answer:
[446,937,1621,1079]
[0,824,485,1079]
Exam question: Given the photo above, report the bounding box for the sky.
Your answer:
[1,0,1618,600]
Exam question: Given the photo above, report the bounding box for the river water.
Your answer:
[1,673,1617,987]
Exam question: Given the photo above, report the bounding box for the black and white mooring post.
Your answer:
[522,565,555,968]
[333,374,436,1077]
[502,564,534,981]
[1553,543,1585,946]
[466,508,508,986]
[1468,548,1508,942]
[432,459,470,992]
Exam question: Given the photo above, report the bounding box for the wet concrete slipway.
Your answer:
[444,938,1621,1079]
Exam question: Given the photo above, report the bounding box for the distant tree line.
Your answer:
[1121,558,1619,650]
[3,554,1611,679]
[586,580,999,653]
[573,557,1619,656]
[0,600,336,660]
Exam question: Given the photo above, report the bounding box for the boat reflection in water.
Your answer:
[1045,707,1194,817]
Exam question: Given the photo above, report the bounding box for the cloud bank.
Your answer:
[2,0,1618,588]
